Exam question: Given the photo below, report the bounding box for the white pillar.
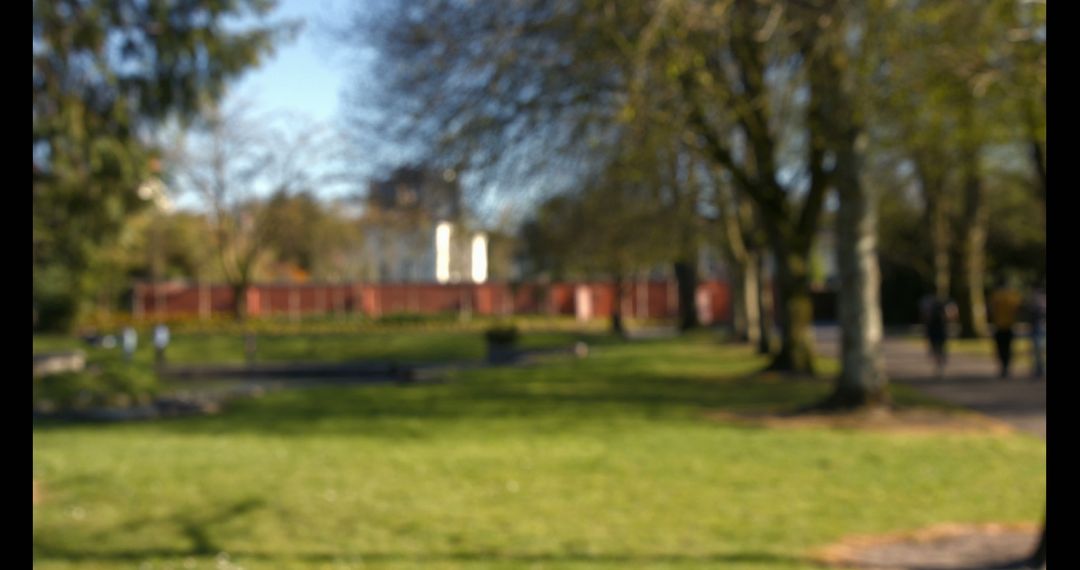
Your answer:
[471,233,488,284]
[435,222,452,284]
[575,285,593,322]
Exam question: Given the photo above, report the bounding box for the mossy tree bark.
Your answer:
[801,1,887,408]
[953,136,989,339]
[715,182,761,345]
[681,1,829,374]
[610,271,626,338]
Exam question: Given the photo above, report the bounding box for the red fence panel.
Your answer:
[133,279,734,324]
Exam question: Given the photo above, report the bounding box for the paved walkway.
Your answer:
[813,326,1045,570]
[813,326,1046,439]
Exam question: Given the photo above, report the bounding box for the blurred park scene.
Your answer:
[33,1,1045,569]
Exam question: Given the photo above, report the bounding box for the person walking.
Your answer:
[1026,283,1046,380]
[988,277,1023,379]
[920,293,956,378]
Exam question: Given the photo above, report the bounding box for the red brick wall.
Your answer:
[133,280,732,323]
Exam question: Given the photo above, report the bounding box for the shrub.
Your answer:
[377,312,458,326]
[34,362,159,411]
[484,325,519,345]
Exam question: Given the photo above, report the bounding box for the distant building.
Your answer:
[358,166,488,283]
[367,165,463,220]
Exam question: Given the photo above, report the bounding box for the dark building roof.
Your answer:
[367,166,462,220]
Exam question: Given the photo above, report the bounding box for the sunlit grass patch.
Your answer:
[34,333,1045,570]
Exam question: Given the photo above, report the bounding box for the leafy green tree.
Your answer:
[33,0,288,330]
[342,0,1041,405]
[260,190,364,282]
[872,0,1041,338]
[173,104,270,318]
[711,174,774,352]
[341,0,719,333]
[522,163,667,336]
[655,0,831,373]
[805,0,888,407]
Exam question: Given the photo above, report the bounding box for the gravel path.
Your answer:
[818,523,1042,570]
[813,326,1045,439]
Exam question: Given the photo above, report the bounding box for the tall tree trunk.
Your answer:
[716,183,760,345]
[232,281,249,321]
[673,260,700,332]
[825,126,887,408]
[954,143,988,339]
[1030,139,1046,205]
[681,0,828,367]
[741,252,762,346]
[671,151,702,333]
[801,5,887,408]
[929,194,951,301]
[768,240,816,374]
[757,254,774,354]
[730,262,750,340]
[916,155,951,299]
[726,258,762,346]
[610,272,626,337]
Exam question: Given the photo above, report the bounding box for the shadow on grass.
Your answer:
[33,336,846,439]
[36,498,267,561]
[176,330,631,365]
[33,541,1040,569]
[32,546,821,567]
[103,379,826,439]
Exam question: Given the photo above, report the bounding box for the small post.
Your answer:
[316,286,326,315]
[244,332,257,366]
[153,323,170,369]
[133,283,144,321]
[459,286,472,322]
[637,275,648,320]
[121,326,137,362]
[289,287,300,323]
[199,281,210,320]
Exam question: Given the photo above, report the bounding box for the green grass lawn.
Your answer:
[33,334,1045,569]
[33,329,601,367]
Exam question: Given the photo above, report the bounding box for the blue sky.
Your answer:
[192,0,528,228]
[172,0,359,210]
[229,0,349,127]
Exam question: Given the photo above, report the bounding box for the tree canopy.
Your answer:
[33,0,291,330]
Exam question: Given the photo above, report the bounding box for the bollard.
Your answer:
[121,327,137,362]
[153,324,170,368]
[244,333,257,366]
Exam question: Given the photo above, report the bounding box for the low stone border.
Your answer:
[33,351,86,377]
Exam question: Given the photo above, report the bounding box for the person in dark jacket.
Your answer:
[920,294,957,379]
[1026,283,1046,380]
[989,277,1023,379]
